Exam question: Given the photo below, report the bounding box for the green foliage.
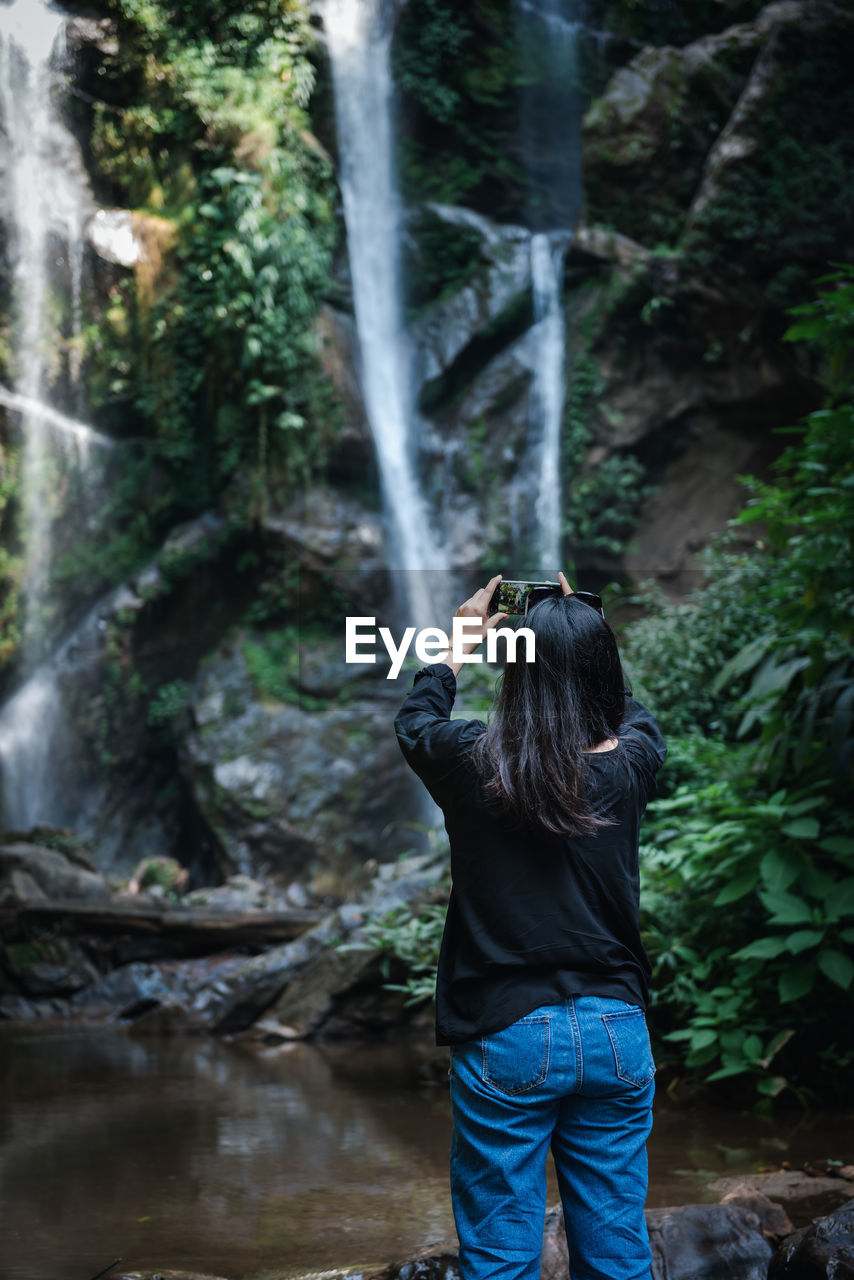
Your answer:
[138,159,335,509]
[148,679,191,727]
[243,628,300,704]
[60,0,338,603]
[393,0,472,127]
[242,626,325,711]
[641,762,854,1099]
[561,327,652,563]
[724,270,854,784]
[392,0,527,214]
[347,900,449,1005]
[630,265,854,1099]
[620,544,768,737]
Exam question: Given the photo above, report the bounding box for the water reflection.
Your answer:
[0,1025,852,1280]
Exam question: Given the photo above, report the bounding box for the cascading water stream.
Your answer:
[0,0,102,829]
[322,0,444,629]
[0,0,92,629]
[515,0,583,571]
[531,231,571,568]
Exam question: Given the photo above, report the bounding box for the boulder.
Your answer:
[646,1203,773,1280]
[182,874,296,912]
[370,1252,461,1280]
[115,1272,232,1280]
[582,3,803,245]
[685,7,803,232]
[268,852,447,1037]
[261,485,388,609]
[719,1187,795,1242]
[178,635,412,887]
[125,906,356,1034]
[769,1200,854,1280]
[0,840,110,903]
[2,933,100,997]
[409,205,532,392]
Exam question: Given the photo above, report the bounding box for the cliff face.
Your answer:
[0,0,851,882]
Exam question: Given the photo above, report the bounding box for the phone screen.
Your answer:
[488,580,561,616]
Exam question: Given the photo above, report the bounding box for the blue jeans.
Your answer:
[449,997,655,1280]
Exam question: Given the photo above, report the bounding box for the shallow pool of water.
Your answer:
[1,1023,851,1280]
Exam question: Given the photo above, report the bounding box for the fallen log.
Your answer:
[0,899,325,950]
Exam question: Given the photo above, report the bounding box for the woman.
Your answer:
[394,573,667,1280]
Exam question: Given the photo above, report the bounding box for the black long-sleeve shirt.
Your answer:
[394,663,667,1045]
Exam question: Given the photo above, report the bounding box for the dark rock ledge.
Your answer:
[0,835,446,1035]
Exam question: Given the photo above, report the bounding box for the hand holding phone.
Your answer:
[488,576,605,619]
[487,580,562,617]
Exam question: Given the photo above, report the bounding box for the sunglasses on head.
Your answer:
[524,586,605,619]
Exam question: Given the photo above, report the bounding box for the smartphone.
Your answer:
[487,580,562,617]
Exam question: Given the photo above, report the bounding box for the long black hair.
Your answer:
[471,594,629,837]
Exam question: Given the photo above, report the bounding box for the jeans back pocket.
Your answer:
[482,1014,551,1095]
[601,1008,656,1088]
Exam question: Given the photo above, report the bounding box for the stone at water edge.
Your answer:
[710,1170,854,1228]
[115,1272,232,1280]
[719,1187,794,1242]
[0,841,110,904]
[769,1199,854,1280]
[646,1203,773,1280]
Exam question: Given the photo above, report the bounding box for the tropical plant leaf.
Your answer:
[711,633,776,695]
[781,817,821,841]
[733,936,790,960]
[778,963,815,1003]
[817,949,854,989]
[785,929,824,954]
[760,889,813,924]
[760,849,802,893]
[714,873,760,906]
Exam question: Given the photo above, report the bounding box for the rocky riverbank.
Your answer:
[0,831,445,1034]
[89,1171,854,1280]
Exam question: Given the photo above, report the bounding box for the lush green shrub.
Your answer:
[641,756,854,1102]
[636,265,854,1100]
[60,0,338,601]
[618,544,768,739]
[147,678,191,727]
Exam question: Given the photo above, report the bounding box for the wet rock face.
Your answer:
[0,512,255,878]
[583,3,805,246]
[0,839,109,904]
[178,637,412,888]
[769,1201,854,1280]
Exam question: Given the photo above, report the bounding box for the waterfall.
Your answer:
[0,0,99,830]
[0,0,93,633]
[531,231,571,568]
[515,0,583,571]
[322,0,444,629]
